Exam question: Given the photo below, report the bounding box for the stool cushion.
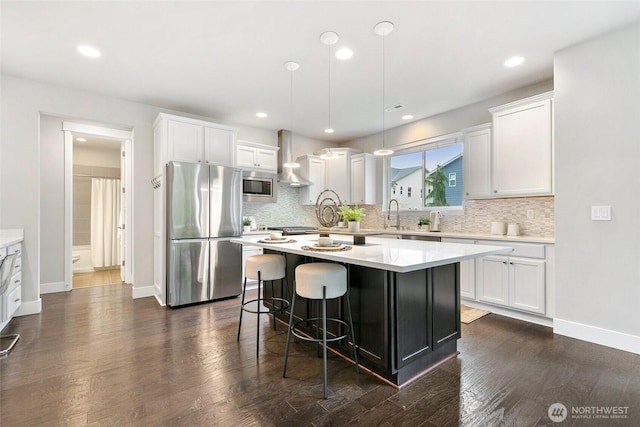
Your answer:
[295,263,347,299]
[245,254,286,281]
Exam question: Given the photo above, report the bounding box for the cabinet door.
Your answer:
[492,98,552,196]
[350,155,365,204]
[459,259,476,299]
[324,152,349,204]
[476,256,509,306]
[509,258,546,314]
[204,127,235,166]
[300,156,325,205]
[254,148,277,172]
[236,145,256,168]
[167,120,204,163]
[463,126,492,198]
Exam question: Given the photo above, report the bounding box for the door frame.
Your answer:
[63,121,134,290]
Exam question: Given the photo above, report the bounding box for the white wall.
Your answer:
[74,143,121,168]
[554,23,640,354]
[344,79,554,154]
[0,74,284,313]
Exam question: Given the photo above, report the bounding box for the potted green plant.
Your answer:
[419,216,430,229]
[242,218,252,233]
[338,205,366,232]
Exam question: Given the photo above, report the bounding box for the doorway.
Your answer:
[63,122,133,291]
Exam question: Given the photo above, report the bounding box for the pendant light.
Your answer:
[320,31,339,135]
[373,21,395,156]
[283,61,300,169]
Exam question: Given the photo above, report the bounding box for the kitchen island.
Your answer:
[231,234,511,387]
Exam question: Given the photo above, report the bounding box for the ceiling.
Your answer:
[2,1,639,143]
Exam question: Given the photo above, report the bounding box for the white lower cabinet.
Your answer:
[1,243,22,327]
[442,238,475,299]
[444,237,549,317]
[476,255,546,315]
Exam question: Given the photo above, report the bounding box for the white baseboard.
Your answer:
[41,281,68,294]
[554,318,640,355]
[73,267,95,274]
[15,298,42,316]
[132,285,156,300]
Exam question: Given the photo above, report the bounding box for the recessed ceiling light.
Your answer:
[504,56,525,67]
[336,47,353,60]
[324,128,334,134]
[256,112,267,118]
[76,137,87,142]
[77,45,101,58]
[402,115,414,120]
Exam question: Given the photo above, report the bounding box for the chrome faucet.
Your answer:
[387,199,400,229]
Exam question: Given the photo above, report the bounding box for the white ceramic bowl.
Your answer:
[269,232,283,240]
[317,237,333,247]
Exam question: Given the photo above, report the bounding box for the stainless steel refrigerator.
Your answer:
[166,161,243,307]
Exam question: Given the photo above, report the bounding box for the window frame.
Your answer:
[384,132,464,213]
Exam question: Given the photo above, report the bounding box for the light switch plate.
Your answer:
[591,205,612,221]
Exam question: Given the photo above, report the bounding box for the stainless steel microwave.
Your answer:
[242,171,277,203]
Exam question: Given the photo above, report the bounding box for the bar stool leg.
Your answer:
[346,289,359,373]
[270,279,277,331]
[322,285,328,399]
[256,270,262,357]
[237,276,248,342]
[282,291,297,377]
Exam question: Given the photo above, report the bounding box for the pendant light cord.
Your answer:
[382,33,385,148]
[328,42,332,132]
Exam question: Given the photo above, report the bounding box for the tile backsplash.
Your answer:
[243,184,554,237]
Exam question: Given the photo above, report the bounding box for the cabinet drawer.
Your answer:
[9,272,21,293]
[477,240,545,259]
[6,284,22,319]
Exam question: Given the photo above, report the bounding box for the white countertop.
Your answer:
[244,228,554,244]
[231,234,512,273]
[372,229,555,244]
[0,229,24,248]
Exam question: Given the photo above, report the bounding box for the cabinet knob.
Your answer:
[466,192,469,196]
[494,190,498,193]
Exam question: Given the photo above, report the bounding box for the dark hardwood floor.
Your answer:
[1,284,638,426]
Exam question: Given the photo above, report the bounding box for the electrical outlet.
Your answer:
[526,208,535,219]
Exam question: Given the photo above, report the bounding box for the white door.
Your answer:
[509,258,546,314]
[120,143,126,282]
[476,256,509,306]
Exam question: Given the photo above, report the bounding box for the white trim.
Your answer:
[554,318,640,355]
[64,131,73,291]
[488,91,554,114]
[132,285,156,300]
[62,122,134,295]
[40,281,68,294]
[461,298,553,328]
[62,122,132,140]
[14,298,42,316]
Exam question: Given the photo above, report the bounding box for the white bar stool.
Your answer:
[237,254,289,357]
[282,262,359,399]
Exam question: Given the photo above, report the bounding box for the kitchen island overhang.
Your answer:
[232,235,512,387]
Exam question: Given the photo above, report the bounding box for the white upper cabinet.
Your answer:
[490,92,554,197]
[324,151,350,204]
[298,155,325,205]
[463,123,492,199]
[154,113,238,171]
[204,126,235,166]
[350,153,377,205]
[236,141,278,172]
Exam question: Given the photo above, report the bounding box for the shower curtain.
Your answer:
[91,178,121,268]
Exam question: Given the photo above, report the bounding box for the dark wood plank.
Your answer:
[1,284,638,426]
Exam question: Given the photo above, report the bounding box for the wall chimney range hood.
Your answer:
[278,129,311,187]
